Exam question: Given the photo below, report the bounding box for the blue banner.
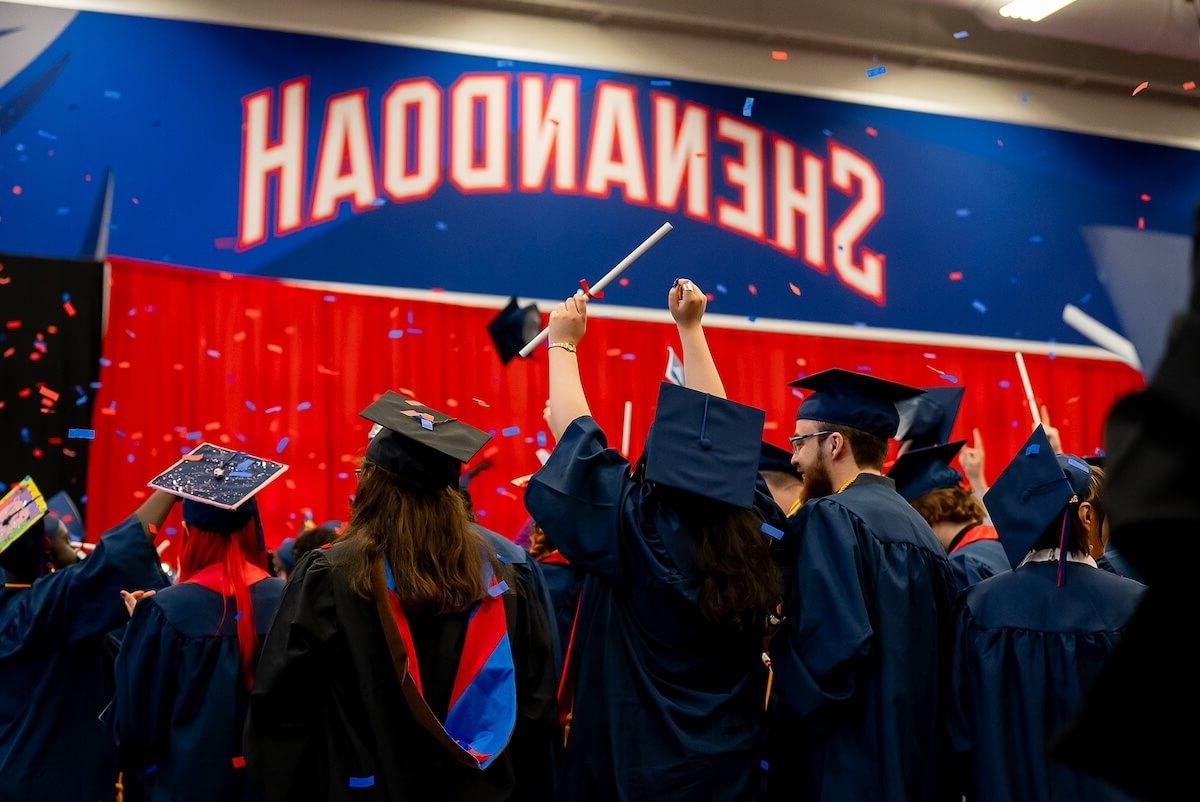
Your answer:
[1,3,1197,345]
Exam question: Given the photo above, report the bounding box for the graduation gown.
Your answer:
[949,561,1146,802]
[770,474,957,802]
[948,525,1010,592]
[113,574,286,801]
[524,416,783,802]
[0,515,167,801]
[535,552,583,653]
[243,539,557,802]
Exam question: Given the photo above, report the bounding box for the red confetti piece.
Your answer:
[5,320,20,330]
[317,364,339,376]
[47,325,58,335]
[948,271,963,281]
[2,348,13,358]
[748,284,758,296]
[266,343,284,354]
[47,437,62,445]
[11,185,22,195]
[204,421,221,431]
[39,386,60,402]
[398,387,416,398]
[63,302,76,317]
[1184,81,1196,91]
[63,448,77,458]
[865,127,878,137]
[219,272,234,280]
[446,398,459,408]
[771,50,788,61]
[1132,81,1149,96]
[32,448,43,459]
[182,454,204,462]
[231,756,246,769]
[788,282,801,296]
[483,445,501,459]
[472,397,491,408]
[1137,217,1145,230]
[1140,193,1151,202]
[618,277,630,287]
[795,358,807,367]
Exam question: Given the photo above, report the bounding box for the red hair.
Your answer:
[178,522,267,688]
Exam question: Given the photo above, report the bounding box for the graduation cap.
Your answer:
[149,443,287,536]
[1083,452,1106,469]
[0,477,48,556]
[1058,453,1095,499]
[275,537,297,572]
[983,426,1076,568]
[487,297,540,365]
[361,391,492,489]
[45,491,84,542]
[887,440,967,503]
[790,368,924,439]
[895,387,964,447]
[759,441,801,479]
[643,382,765,508]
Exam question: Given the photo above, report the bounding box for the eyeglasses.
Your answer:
[788,431,834,453]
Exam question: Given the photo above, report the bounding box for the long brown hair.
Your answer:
[342,463,498,613]
[665,490,782,634]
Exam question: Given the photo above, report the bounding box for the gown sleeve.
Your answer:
[0,514,166,657]
[506,567,560,801]
[243,550,338,802]
[774,499,875,718]
[946,598,976,796]
[524,416,632,580]
[113,599,179,770]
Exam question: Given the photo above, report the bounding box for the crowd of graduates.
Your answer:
[0,271,1188,802]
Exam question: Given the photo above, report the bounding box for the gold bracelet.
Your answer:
[548,341,577,353]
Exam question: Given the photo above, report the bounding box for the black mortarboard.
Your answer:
[0,477,47,556]
[643,383,765,509]
[790,368,924,439]
[984,426,1075,567]
[487,297,540,365]
[895,387,965,447]
[360,391,491,489]
[46,491,84,542]
[149,443,287,538]
[887,440,967,502]
[759,441,800,479]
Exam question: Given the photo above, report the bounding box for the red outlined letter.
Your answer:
[238,78,308,249]
[583,82,648,204]
[310,89,378,223]
[519,74,578,192]
[652,94,709,220]
[829,140,885,305]
[382,79,442,202]
[450,74,511,193]
[770,137,826,272]
[715,114,765,241]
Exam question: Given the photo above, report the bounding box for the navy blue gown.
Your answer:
[770,474,957,802]
[0,515,167,801]
[948,533,1011,592]
[525,416,782,802]
[536,557,583,654]
[949,561,1146,802]
[113,574,286,801]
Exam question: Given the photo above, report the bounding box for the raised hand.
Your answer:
[1039,405,1063,454]
[548,293,588,346]
[960,427,987,493]
[668,278,707,329]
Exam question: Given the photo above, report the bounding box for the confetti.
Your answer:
[348,776,375,789]
[948,272,963,281]
[185,431,202,441]
[1131,81,1149,96]
[1028,235,1043,244]
[206,349,221,358]
[266,343,284,354]
[771,50,788,61]
[742,97,755,116]
[618,277,630,287]
[39,386,60,402]
[955,208,970,218]
[472,397,491,408]
[1140,193,1151,202]
[953,30,970,39]
[715,284,727,294]
[1137,217,1145,230]
[245,400,257,411]
[971,300,988,314]
[748,284,758,296]
[103,89,122,99]
[865,127,878,137]
[501,426,520,437]
[388,330,404,339]
[68,428,95,440]
[536,431,547,447]
[866,65,887,79]
[649,79,672,87]
[276,437,290,453]
[761,523,784,540]
[1025,444,1040,456]
[788,282,801,296]
[265,406,282,415]
[488,580,510,597]
[434,221,448,231]
[231,756,246,769]
[5,320,19,330]
[11,185,22,196]
[297,401,312,411]
[1184,81,1196,91]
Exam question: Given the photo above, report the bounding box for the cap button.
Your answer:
[699,438,713,451]
[1021,490,1031,502]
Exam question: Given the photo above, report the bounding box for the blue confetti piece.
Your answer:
[748,315,758,323]
[61,292,71,303]
[165,527,177,536]
[99,357,112,367]
[106,401,117,412]
[276,437,289,453]
[434,221,448,231]
[387,330,404,339]
[297,401,312,411]
[856,364,873,372]
[502,426,520,437]
[940,374,960,384]
[955,208,971,218]
[761,523,784,540]
[866,65,887,78]
[1020,92,1030,103]
[75,395,88,406]
[742,97,754,116]
[488,580,510,597]
[822,128,833,137]
[245,400,257,412]
[998,380,1011,389]
[37,129,57,140]
[496,552,508,564]
[185,431,202,441]
[127,454,136,464]
[420,417,434,431]
[536,431,547,447]
[115,430,127,439]
[496,60,514,67]
[56,206,70,216]
[1079,293,1092,304]
[348,776,375,789]
[649,79,672,86]
[0,483,6,493]
[103,89,121,99]
[206,349,221,358]
[337,472,350,480]
[406,328,423,335]
[234,611,243,621]
[715,284,728,294]
[971,300,988,314]
[621,353,636,361]
[1025,444,1041,456]
[90,381,102,389]
[953,30,970,39]
[1028,235,1043,244]
[371,198,386,207]
[20,427,30,444]
[236,458,253,472]
[68,428,95,440]
[323,294,337,303]
[760,760,770,772]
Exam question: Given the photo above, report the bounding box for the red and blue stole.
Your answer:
[374,557,516,770]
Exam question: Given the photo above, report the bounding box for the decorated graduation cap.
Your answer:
[984,426,1076,568]
[149,443,287,540]
[790,368,924,439]
[45,491,85,542]
[487,297,540,365]
[1058,453,1096,499]
[759,441,801,479]
[888,440,967,503]
[361,391,492,490]
[895,387,965,447]
[643,382,765,509]
[0,477,48,556]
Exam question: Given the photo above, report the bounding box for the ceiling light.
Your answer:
[998,0,1079,22]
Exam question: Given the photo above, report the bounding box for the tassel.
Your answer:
[1056,510,1069,587]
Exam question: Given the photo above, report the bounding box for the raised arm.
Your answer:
[134,489,179,541]
[546,293,593,441]
[668,278,726,399]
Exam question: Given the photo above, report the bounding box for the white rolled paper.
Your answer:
[1014,352,1043,428]
[1062,304,1142,372]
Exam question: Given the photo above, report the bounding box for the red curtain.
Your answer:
[86,258,1143,552]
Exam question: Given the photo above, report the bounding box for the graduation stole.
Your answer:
[372,558,516,770]
[184,561,272,592]
[949,524,1000,554]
